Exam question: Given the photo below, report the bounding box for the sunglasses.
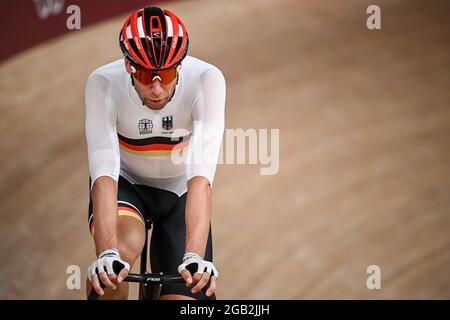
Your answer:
[129,63,180,85]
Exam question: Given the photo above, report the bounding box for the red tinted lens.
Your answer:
[133,69,153,84]
[158,68,178,84]
[133,67,178,85]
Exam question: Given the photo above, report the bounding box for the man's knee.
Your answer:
[117,216,146,265]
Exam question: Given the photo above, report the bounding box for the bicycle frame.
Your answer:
[139,226,148,299]
[138,225,186,300]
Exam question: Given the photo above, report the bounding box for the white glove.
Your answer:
[87,248,130,282]
[177,252,219,278]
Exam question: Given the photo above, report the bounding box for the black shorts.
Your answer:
[88,175,215,300]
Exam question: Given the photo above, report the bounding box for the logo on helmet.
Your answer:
[134,37,141,49]
[172,36,178,49]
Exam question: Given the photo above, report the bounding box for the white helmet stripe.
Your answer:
[137,16,146,38]
[126,25,132,39]
[165,15,173,37]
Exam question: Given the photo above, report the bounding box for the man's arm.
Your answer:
[184,68,226,255]
[85,72,121,256]
[185,176,212,258]
[91,176,119,255]
[178,67,226,297]
[85,72,128,295]
[181,175,218,296]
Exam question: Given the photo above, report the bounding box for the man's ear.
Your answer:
[124,59,132,74]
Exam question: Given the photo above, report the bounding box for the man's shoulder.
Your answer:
[182,56,225,84]
[88,59,126,83]
[183,56,218,70]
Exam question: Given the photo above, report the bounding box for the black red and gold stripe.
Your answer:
[118,133,191,157]
[89,202,145,236]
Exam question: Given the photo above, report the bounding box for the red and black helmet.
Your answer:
[119,7,189,70]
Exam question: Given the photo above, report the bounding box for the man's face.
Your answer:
[125,60,178,110]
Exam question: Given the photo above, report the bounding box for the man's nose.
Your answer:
[150,79,163,96]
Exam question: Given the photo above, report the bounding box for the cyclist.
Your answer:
[85,6,225,300]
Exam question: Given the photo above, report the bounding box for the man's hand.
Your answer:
[178,252,219,297]
[87,248,130,296]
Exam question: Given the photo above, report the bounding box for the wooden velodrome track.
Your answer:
[0,0,449,299]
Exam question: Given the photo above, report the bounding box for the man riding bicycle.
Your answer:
[85,6,225,300]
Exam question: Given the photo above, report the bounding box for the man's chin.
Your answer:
[144,98,167,110]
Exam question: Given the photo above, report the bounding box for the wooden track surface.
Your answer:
[0,0,449,299]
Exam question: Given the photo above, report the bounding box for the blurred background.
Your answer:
[0,0,449,299]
